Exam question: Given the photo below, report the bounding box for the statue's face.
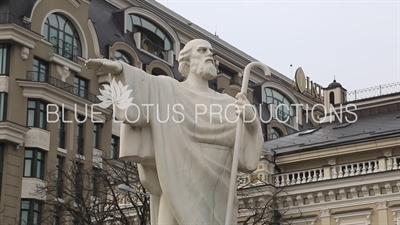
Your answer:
[189,40,217,80]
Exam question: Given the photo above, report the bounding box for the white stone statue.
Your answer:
[85,39,263,225]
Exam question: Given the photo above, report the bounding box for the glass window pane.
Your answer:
[126,15,133,32]
[24,159,32,176]
[28,110,35,127]
[28,101,36,109]
[42,24,48,40]
[141,19,157,33]
[20,211,28,225]
[48,14,58,27]
[65,23,73,35]
[25,150,33,158]
[131,15,141,26]
[36,161,42,178]
[21,200,30,209]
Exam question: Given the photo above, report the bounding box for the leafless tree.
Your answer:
[33,155,150,225]
[237,177,290,225]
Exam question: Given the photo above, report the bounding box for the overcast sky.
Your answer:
[156,0,399,92]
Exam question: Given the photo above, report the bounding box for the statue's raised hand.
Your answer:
[85,59,123,75]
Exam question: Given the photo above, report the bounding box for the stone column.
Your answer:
[376,201,389,225]
[320,208,331,225]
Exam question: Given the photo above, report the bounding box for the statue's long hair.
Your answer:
[178,44,191,78]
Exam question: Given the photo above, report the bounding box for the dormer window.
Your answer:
[126,14,172,61]
[264,87,297,127]
[114,50,132,65]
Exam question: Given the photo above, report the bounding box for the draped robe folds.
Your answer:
[113,62,263,225]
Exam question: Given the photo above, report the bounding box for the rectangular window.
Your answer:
[74,76,88,99]
[53,205,61,225]
[76,116,84,155]
[74,162,84,200]
[91,167,100,197]
[58,110,66,148]
[32,58,49,82]
[0,44,10,75]
[93,123,101,149]
[0,144,4,202]
[55,156,64,198]
[20,199,42,225]
[110,135,119,159]
[23,149,45,179]
[0,92,7,121]
[27,99,47,129]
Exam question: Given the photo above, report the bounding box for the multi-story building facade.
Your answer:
[241,81,400,225]
[2,0,396,225]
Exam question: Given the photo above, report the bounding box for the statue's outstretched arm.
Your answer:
[85,58,123,75]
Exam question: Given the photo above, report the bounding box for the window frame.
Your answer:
[76,116,85,155]
[114,50,132,65]
[74,76,89,99]
[20,199,43,225]
[91,167,100,197]
[23,148,45,179]
[55,156,64,198]
[27,99,47,129]
[0,144,4,202]
[58,110,66,149]
[0,43,10,76]
[32,58,49,82]
[111,135,119,160]
[43,13,82,60]
[93,123,101,149]
[0,92,8,121]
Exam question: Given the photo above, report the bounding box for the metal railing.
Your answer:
[0,13,30,29]
[347,81,400,101]
[26,71,100,103]
[141,38,168,61]
[50,36,79,62]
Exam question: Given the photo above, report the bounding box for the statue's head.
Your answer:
[178,39,217,80]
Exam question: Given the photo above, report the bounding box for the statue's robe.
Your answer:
[114,62,263,225]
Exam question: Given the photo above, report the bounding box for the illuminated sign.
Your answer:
[295,67,323,100]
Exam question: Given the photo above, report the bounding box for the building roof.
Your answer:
[263,110,400,155]
[327,79,342,88]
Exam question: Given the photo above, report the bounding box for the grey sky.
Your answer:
[156,0,399,92]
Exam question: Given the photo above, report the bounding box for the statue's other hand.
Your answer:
[85,59,123,75]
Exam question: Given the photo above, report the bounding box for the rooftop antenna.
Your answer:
[334,75,336,82]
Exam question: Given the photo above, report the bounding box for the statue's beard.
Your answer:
[190,60,218,80]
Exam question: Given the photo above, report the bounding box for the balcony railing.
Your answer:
[50,36,79,62]
[347,81,400,101]
[26,71,100,103]
[274,157,399,187]
[0,13,30,29]
[141,38,168,61]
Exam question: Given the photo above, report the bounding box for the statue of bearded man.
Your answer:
[85,39,263,225]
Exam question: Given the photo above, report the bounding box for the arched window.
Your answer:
[126,14,172,60]
[151,68,166,76]
[114,50,132,65]
[264,87,296,126]
[270,127,282,140]
[43,13,82,62]
[329,92,335,105]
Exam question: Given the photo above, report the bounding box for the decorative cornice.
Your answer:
[0,76,9,92]
[320,208,330,217]
[333,208,372,225]
[0,121,30,145]
[0,24,43,49]
[49,52,82,73]
[376,201,387,210]
[275,136,400,165]
[17,80,111,122]
[68,0,80,8]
